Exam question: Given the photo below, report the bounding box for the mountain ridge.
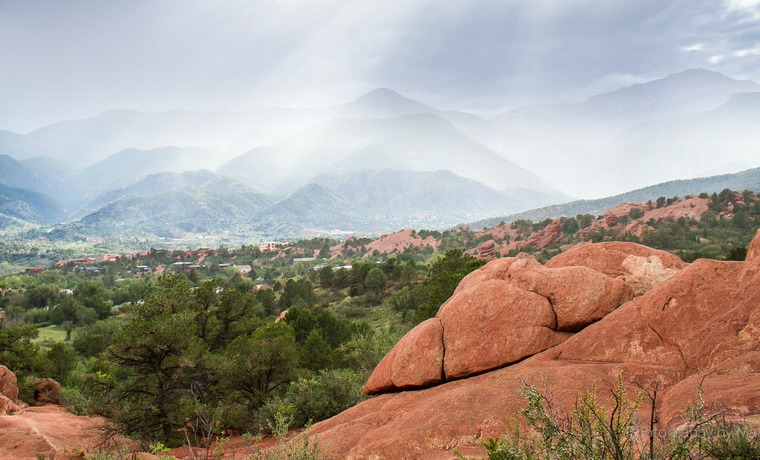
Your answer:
[470,165,760,229]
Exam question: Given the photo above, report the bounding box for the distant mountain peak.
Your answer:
[340,88,431,117]
[580,67,760,116]
[590,68,759,100]
[665,68,753,83]
[353,87,424,103]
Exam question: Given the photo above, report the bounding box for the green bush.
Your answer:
[259,369,366,430]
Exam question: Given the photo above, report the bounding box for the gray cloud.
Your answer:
[1,0,759,131]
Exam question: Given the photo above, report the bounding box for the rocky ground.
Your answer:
[0,369,121,459]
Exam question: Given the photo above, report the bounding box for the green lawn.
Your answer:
[34,325,68,347]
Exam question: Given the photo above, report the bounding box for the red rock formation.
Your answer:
[526,220,562,248]
[505,257,633,331]
[0,366,123,459]
[0,405,120,459]
[547,241,687,295]
[30,378,62,406]
[313,230,760,459]
[332,229,439,258]
[476,239,496,261]
[365,253,634,393]
[546,240,685,275]
[0,365,21,417]
[438,280,564,379]
[0,366,18,404]
[365,318,445,394]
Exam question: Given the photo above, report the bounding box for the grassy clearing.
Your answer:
[34,324,68,347]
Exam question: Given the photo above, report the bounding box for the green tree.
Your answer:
[256,288,278,316]
[318,265,334,288]
[222,322,298,413]
[412,249,485,322]
[364,267,388,292]
[300,329,334,371]
[74,279,112,319]
[45,342,78,385]
[105,274,208,441]
[279,279,315,310]
[560,217,580,235]
[0,323,45,378]
[25,284,60,309]
[208,288,260,350]
[72,320,119,358]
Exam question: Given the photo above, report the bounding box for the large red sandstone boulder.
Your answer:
[546,241,685,276]
[30,378,62,406]
[0,395,21,417]
[366,251,633,393]
[746,227,760,261]
[365,318,445,394]
[437,280,566,379]
[452,257,519,296]
[477,240,496,261]
[504,257,632,331]
[0,366,18,403]
[0,368,131,458]
[546,241,686,295]
[0,365,21,417]
[314,234,760,459]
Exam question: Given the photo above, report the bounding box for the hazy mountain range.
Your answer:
[1,68,759,243]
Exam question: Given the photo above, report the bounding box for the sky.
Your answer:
[2,0,760,132]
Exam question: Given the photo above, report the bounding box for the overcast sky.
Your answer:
[2,0,760,132]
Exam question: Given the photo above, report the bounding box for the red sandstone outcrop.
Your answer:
[0,366,122,459]
[0,405,119,459]
[504,258,633,330]
[0,366,18,405]
[314,230,760,459]
[438,281,565,380]
[476,239,496,261]
[546,241,686,294]
[365,318,445,393]
[525,220,561,248]
[365,251,634,393]
[30,378,62,406]
[0,366,21,417]
[333,229,439,258]
[546,241,686,275]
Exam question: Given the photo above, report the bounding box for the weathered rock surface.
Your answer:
[314,232,760,459]
[366,250,634,393]
[476,239,496,261]
[0,365,21,417]
[438,280,564,379]
[0,405,116,459]
[504,257,633,331]
[365,318,445,394]
[546,241,685,278]
[0,366,122,459]
[526,220,562,248]
[30,378,62,406]
[0,367,18,400]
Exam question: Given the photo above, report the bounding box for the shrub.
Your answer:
[482,376,760,460]
[259,368,365,430]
